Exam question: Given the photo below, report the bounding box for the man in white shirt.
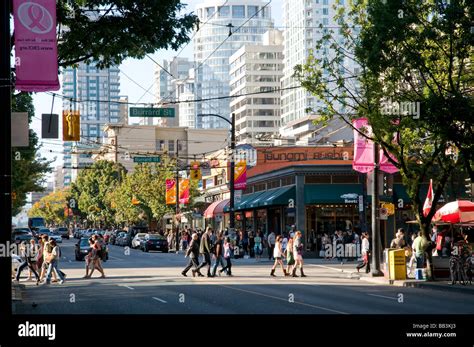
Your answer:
[267,231,276,260]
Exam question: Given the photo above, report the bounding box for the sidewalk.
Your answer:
[306,259,474,294]
[12,282,24,313]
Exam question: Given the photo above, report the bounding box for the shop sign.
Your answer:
[340,193,359,204]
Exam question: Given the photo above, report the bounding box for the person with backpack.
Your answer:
[211,232,226,276]
[219,237,233,276]
[196,227,213,277]
[44,239,66,285]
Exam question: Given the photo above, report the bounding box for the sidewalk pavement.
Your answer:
[12,282,24,313]
[309,259,474,294]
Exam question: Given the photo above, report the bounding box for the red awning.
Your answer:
[203,199,229,218]
[214,199,229,215]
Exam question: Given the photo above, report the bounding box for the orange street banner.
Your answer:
[62,110,80,141]
[234,161,247,190]
[166,179,190,205]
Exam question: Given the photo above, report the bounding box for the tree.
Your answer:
[28,189,70,225]
[56,0,198,68]
[295,0,473,237]
[12,93,52,216]
[71,160,126,227]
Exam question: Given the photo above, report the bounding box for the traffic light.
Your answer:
[62,110,80,141]
[465,178,473,197]
[190,161,202,180]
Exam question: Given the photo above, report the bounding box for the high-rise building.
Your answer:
[62,62,121,185]
[143,57,194,127]
[177,69,196,128]
[53,165,65,192]
[280,0,358,144]
[194,0,274,129]
[229,29,283,146]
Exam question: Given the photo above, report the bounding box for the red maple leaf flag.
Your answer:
[423,179,433,217]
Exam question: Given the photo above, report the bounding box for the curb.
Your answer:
[402,280,474,294]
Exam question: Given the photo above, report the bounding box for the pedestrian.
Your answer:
[281,233,288,256]
[356,232,371,273]
[44,239,66,285]
[211,232,226,276]
[270,235,287,277]
[26,239,40,281]
[390,228,406,249]
[267,230,276,260]
[219,237,233,276]
[83,238,95,278]
[292,231,306,277]
[86,235,106,278]
[39,235,62,283]
[412,231,429,269]
[254,231,263,261]
[196,226,213,277]
[15,241,40,284]
[285,237,295,276]
[182,233,203,277]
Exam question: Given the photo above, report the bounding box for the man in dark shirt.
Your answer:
[182,233,203,277]
[196,227,214,277]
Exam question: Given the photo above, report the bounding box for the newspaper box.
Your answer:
[389,249,407,280]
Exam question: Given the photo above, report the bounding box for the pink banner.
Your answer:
[352,118,374,173]
[379,148,399,174]
[14,0,60,92]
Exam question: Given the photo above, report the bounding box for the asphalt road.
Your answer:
[14,239,474,314]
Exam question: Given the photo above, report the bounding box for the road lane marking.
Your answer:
[108,256,124,261]
[152,297,167,303]
[219,285,349,314]
[122,285,135,290]
[367,293,398,301]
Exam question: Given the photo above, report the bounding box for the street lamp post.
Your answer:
[197,113,236,232]
[371,143,383,276]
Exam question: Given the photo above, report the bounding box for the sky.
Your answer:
[31,0,284,180]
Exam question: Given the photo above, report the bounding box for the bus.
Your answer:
[28,217,46,232]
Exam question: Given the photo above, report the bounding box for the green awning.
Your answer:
[223,191,267,212]
[260,186,296,207]
[304,184,363,204]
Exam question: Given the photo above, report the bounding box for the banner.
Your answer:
[166,179,190,205]
[234,161,247,190]
[353,118,374,173]
[62,110,80,141]
[13,0,60,91]
[353,118,399,174]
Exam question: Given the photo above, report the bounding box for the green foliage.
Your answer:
[56,0,198,68]
[295,0,473,232]
[28,190,70,225]
[71,160,127,226]
[12,93,52,216]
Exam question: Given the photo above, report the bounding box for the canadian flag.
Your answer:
[423,179,433,217]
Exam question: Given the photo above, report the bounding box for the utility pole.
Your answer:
[371,143,383,276]
[0,0,12,315]
[229,113,236,232]
[175,139,180,253]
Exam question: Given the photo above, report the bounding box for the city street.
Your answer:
[14,239,474,315]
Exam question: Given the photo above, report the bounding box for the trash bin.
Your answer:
[389,249,406,280]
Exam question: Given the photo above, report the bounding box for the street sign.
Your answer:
[129,107,175,118]
[133,156,161,163]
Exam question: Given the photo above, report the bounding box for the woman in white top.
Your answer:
[356,232,371,273]
[270,235,287,277]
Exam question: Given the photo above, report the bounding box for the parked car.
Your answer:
[11,228,33,244]
[115,232,127,246]
[40,230,62,243]
[140,234,168,253]
[75,237,91,261]
[57,227,70,239]
[131,233,148,249]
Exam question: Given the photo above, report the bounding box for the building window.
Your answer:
[322,8,329,15]
[218,6,230,17]
[168,140,175,153]
[232,5,245,18]
[281,176,295,186]
[267,180,280,189]
[248,5,258,17]
[254,183,266,192]
[205,7,215,18]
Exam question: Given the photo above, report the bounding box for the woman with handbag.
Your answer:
[285,237,295,276]
[292,231,306,277]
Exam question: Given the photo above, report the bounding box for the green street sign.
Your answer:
[129,107,175,118]
[133,156,161,163]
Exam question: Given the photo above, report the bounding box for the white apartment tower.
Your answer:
[280,0,358,144]
[145,57,193,127]
[229,29,283,146]
[194,0,274,129]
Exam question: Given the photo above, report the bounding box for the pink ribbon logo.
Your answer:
[18,2,53,34]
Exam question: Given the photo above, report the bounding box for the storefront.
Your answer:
[203,199,229,232]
